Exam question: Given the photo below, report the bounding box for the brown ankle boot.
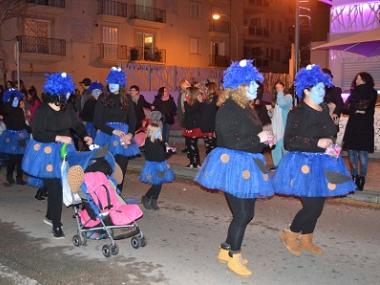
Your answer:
[299,233,323,255]
[227,253,252,277]
[217,248,248,265]
[280,229,302,256]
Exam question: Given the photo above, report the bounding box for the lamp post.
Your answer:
[212,13,239,60]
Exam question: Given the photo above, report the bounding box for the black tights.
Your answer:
[115,155,129,192]
[185,137,200,166]
[290,197,325,234]
[44,178,62,228]
[6,154,23,179]
[224,193,256,252]
[145,184,162,200]
[203,136,216,155]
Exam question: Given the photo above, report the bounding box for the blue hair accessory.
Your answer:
[223,59,264,89]
[43,72,75,99]
[106,67,126,87]
[88,81,104,93]
[2,88,24,104]
[295,64,333,99]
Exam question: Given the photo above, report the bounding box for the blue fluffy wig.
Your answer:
[2,88,24,104]
[295,64,333,99]
[106,67,126,87]
[88,81,104,93]
[223,59,264,89]
[43,72,75,99]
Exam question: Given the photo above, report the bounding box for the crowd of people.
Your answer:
[0,60,377,277]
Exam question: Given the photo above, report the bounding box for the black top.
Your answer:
[284,102,336,153]
[0,104,28,131]
[153,96,177,125]
[79,97,97,122]
[32,103,88,143]
[184,101,202,130]
[144,139,166,162]
[216,99,265,153]
[132,95,152,129]
[324,86,344,116]
[199,96,218,132]
[93,94,137,135]
[253,102,271,126]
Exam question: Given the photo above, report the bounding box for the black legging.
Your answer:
[185,137,200,166]
[6,154,23,180]
[115,154,129,192]
[204,136,216,155]
[145,184,162,200]
[290,197,325,234]
[44,178,62,228]
[225,193,256,252]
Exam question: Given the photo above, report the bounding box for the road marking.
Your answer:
[0,263,42,285]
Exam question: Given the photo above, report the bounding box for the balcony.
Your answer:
[130,47,166,64]
[26,0,65,15]
[97,0,128,23]
[27,0,65,7]
[17,35,66,62]
[209,55,230,67]
[209,20,230,36]
[248,26,269,38]
[99,43,128,64]
[128,5,166,29]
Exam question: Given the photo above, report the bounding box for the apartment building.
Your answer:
[0,0,238,89]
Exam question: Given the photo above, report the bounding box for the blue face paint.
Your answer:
[109,83,120,94]
[309,82,325,105]
[247,81,258,100]
[12,97,19,108]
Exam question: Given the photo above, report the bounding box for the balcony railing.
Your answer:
[18,35,66,56]
[209,20,230,34]
[209,55,230,67]
[27,0,65,8]
[100,43,128,60]
[98,0,128,17]
[130,47,166,63]
[129,5,166,23]
[248,26,269,38]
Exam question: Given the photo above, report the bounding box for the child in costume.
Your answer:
[0,88,29,185]
[22,72,93,238]
[140,113,174,210]
[195,59,274,277]
[94,67,139,192]
[273,65,356,256]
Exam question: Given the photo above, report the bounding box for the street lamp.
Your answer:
[211,13,239,60]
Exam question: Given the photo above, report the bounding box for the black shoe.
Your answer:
[357,176,365,191]
[41,188,48,197]
[52,225,65,239]
[150,199,160,210]
[16,178,26,185]
[6,176,15,185]
[34,189,45,201]
[352,175,359,189]
[141,196,152,210]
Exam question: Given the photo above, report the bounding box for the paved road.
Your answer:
[0,171,379,285]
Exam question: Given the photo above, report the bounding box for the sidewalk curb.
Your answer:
[129,158,380,206]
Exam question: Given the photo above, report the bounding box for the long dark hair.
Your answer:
[28,86,40,104]
[156,86,166,100]
[100,85,129,110]
[351,72,375,89]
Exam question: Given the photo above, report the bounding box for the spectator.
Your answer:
[322,68,344,126]
[25,86,42,125]
[129,85,153,130]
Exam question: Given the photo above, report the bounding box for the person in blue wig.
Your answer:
[79,81,103,139]
[195,59,274,277]
[0,88,30,185]
[94,67,139,192]
[273,64,356,257]
[22,72,93,239]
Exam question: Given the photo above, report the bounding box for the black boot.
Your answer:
[352,175,359,189]
[150,199,160,210]
[357,176,365,191]
[34,188,45,201]
[141,196,152,210]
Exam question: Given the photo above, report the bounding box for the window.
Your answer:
[136,31,156,60]
[190,1,200,18]
[102,26,118,59]
[190,38,200,54]
[23,18,50,53]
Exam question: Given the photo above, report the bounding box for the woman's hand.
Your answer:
[258,130,275,145]
[112,129,125,137]
[317,138,333,149]
[55,135,72,144]
[83,136,93,146]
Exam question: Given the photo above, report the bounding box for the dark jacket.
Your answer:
[324,86,344,116]
[216,99,265,153]
[0,103,29,131]
[343,84,377,152]
[79,97,96,122]
[184,101,202,130]
[153,96,177,125]
[132,95,152,130]
[199,95,218,132]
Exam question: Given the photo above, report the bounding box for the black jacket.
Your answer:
[132,95,152,129]
[324,86,344,116]
[199,96,218,132]
[153,96,177,125]
[184,101,202,130]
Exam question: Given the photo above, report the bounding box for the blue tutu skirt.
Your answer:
[94,122,140,158]
[27,176,44,188]
[84,122,97,139]
[139,160,174,185]
[22,139,74,179]
[273,152,356,197]
[0,129,29,154]
[195,147,274,199]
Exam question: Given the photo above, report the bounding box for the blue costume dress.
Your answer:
[273,103,355,197]
[195,99,274,199]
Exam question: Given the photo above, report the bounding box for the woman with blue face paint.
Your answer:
[195,60,274,277]
[94,67,139,192]
[273,65,356,257]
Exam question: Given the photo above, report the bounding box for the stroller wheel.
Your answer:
[111,244,119,256]
[72,235,82,247]
[102,244,112,258]
[139,237,146,247]
[131,237,140,249]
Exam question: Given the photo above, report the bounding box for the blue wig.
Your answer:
[106,67,126,87]
[223,59,264,89]
[43,72,75,99]
[295,64,333,99]
[88,81,104,93]
[2,88,24,104]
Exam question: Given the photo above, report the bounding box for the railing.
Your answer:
[248,26,269,38]
[18,35,66,56]
[100,43,128,60]
[209,20,230,34]
[130,47,166,63]
[27,0,65,8]
[129,5,166,23]
[98,0,128,17]
[209,55,230,67]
